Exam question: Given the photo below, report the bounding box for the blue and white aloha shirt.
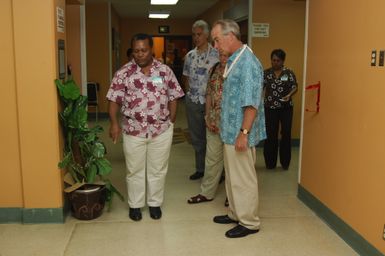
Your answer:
[220,45,266,147]
[183,44,218,104]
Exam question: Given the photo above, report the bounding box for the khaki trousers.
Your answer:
[122,124,173,208]
[200,129,224,199]
[223,144,260,230]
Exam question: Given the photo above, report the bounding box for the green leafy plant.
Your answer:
[55,79,123,209]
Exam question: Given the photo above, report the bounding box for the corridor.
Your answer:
[0,100,357,256]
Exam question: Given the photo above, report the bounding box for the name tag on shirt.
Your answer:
[281,74,288,81]
[152,76,163,85]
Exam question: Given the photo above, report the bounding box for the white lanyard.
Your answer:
[194,44,212,68]
[223,44,251,79]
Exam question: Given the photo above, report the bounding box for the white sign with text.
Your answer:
[252,23,269,38]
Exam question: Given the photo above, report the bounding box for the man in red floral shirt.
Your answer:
[107,33,184,221]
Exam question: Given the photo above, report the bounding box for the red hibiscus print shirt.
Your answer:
[107,59,184,138]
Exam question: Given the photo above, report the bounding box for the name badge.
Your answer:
[196,67,207,75]
[281,74,288,81]
[152,76,163,85]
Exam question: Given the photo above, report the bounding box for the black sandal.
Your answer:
[187,194,213,204]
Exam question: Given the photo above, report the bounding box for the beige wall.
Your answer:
[66,4,82,86]
[0,0,64,209]
[198,0,243,26]
[0,0,23,207]
[253,0,306,139]
[85,3,110,113]
[111,6,120,73]
[301,0,385,253]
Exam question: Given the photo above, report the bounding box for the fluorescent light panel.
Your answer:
[148,11,170,19]
[151,0,178,5]
[149,13,170,18]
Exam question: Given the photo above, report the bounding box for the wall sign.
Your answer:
[56,7,65,33]
[252,23,269,38]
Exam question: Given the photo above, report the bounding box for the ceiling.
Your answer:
[85,0,220,19]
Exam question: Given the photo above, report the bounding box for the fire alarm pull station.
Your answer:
[371,50,377,66]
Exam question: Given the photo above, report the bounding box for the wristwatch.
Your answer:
[240,128,249,135]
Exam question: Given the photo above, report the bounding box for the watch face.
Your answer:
[243,129,248,135]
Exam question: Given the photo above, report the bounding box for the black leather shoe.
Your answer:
[213,215,238,224]
[189,171,204,180]
[149,207,162,219]
[129,208,142,221]
[225,225,259,238]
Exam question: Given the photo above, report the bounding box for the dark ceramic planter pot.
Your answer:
[68,184,106,220]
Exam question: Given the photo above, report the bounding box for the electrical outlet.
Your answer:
[383,224,385,240]
[379,50,384,67]
[371,50,377,66]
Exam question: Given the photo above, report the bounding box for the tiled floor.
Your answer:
[0,100,358,256]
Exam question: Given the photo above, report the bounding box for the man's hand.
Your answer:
[108,101,121,144]
[281,95,291,102]
[109,123,121,144]
[205,116,219,133]
[235,133,248,152]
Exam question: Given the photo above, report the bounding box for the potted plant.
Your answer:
[55,78,123,220]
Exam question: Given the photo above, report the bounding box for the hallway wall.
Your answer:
[85,2,111,114]
[0,0,65,221]
[85,9,194,114]
[66,5,82,86]
[301,0,385,253]
[252,0,305,140]
[0,0,23,208]
[119,18,195,68]
[198,0,243,25]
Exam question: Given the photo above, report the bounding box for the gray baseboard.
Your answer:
[0,207,66,224]
[0,208,22,223]
[298,185,383,256]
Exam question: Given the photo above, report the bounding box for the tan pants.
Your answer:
[122,124,173,208]
[200,129,224,199]
[223,144,260,230]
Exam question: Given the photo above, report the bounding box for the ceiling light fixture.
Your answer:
[151,0,179,5]
[148,11,170,19]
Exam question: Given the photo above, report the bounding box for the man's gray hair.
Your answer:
[192,20,210,35]
[213,19,241,40]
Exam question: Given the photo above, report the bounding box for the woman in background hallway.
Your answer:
[263,49,297,170]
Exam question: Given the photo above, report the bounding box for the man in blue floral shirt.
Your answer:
[183,20,218,180]
[211,19,266,238]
